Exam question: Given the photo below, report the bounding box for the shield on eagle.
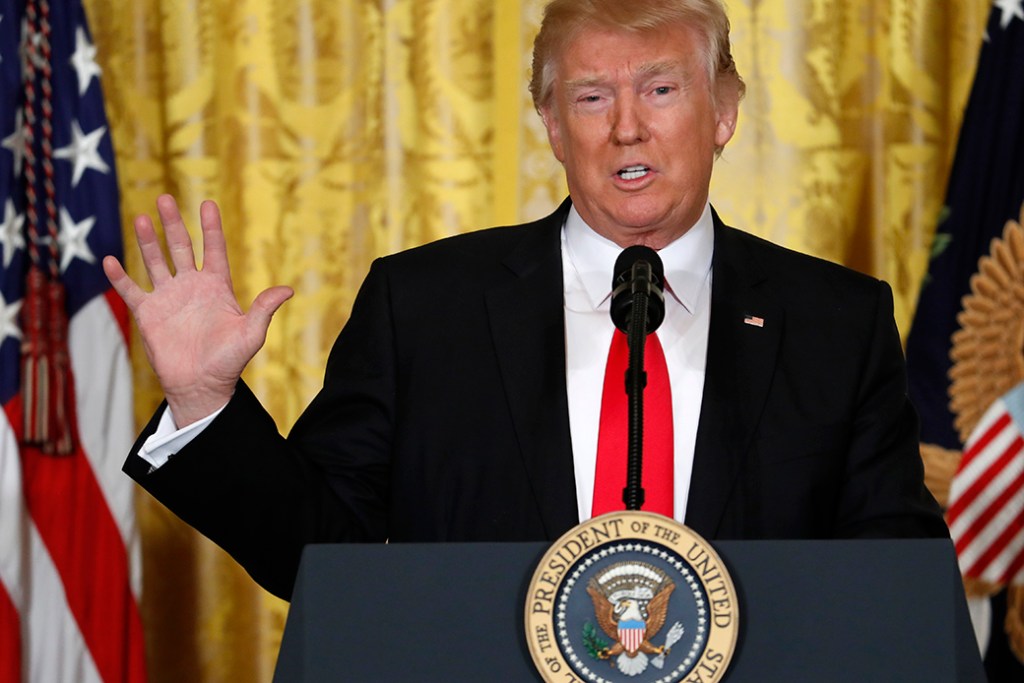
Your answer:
[618,617,646,655]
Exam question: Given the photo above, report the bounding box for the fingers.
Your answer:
[198,199,232,283]
[134,196,231,284]
[134,212,172,286]
[155,194,198,275]
[246,286,295,340]
[124,195,276,322]
[102,255,147,311]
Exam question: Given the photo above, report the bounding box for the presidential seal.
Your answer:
[526,511,739,683]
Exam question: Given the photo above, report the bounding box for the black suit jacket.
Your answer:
[125,200,946,599]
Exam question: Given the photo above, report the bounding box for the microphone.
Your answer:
[610,245,666,334]
[609,246,666,512]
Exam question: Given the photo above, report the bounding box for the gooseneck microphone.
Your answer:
[609,246,666,511]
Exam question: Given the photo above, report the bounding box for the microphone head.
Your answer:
[610,245,666,334]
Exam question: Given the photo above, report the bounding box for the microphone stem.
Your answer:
[623,287,649,511]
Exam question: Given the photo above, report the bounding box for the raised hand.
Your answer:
[103,195,293,427]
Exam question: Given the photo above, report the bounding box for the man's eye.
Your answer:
[579,95,602,103]
[653,86,673,95]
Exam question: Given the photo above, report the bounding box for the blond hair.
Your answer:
[529,0,745,111]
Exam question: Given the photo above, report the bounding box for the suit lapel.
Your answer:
[685,214,783,538]
[485,201,580,539]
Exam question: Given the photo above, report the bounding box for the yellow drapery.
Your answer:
[81,1,989,680]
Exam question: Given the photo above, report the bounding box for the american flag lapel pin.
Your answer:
[743,314,764,328]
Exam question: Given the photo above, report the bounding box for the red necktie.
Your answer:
[592,330,674,517]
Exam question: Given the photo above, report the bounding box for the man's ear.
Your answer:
[713,82,740,149]
[540,106,566,163]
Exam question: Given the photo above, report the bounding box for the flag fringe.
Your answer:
[20,266,74,455]
[1009,585,1024,666]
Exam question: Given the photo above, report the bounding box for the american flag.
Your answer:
[948,386,1024,587]
[0,0,146,681]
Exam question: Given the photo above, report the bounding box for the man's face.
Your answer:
[541,22,738,249]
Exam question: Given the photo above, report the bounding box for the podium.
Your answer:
[273,539,984,682]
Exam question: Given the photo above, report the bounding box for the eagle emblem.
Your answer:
[586,561,685,677]
[526,513,738,683]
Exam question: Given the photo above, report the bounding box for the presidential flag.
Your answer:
[906,1,1024,451]
[905,0,1024,677]
[0,0,147,681]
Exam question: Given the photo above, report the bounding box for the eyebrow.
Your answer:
[636,60,688,78]
[563,60,689,92]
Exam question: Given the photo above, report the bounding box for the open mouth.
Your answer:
[617,165,650,181]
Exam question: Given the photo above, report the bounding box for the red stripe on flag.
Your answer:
[8,393,147,683]
[953,461,1024,555]
[0,580,21,683]
[965,501,1024,579]
[965,412,1012,456]
[947,424,1021,521]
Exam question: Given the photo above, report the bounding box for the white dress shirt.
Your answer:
[141,204,715,525]
[562,204,713,523]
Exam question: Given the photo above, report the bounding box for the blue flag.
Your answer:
[906,2,1024,449]
[905,2,1024,679]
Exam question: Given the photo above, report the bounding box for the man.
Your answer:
[104,0,947,601]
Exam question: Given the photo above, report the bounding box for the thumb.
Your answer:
[246,285,294,338]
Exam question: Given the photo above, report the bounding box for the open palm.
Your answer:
[103,195,293,426]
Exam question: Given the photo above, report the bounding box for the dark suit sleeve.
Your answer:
[122,258,398,600]
[834,281,948,539]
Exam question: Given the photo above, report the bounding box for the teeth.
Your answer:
[618,165,649,180]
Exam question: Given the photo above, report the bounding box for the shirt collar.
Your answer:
[563,202,715,313]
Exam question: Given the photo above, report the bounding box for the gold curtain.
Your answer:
[81,0,989,680]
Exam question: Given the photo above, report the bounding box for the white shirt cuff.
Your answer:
[137,403,228,470]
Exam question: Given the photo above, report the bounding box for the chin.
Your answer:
[608,207,672,232]
[602,207,693,248]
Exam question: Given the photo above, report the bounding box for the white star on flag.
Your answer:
[69,27,101,95]
[0,291,22,346]
[57,206,97,273]
[0,198,25,268]
[53,119,110,187]
[996,0,1024,28]
[1,109,26,176]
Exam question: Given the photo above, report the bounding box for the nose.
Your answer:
[611,94,649,145]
